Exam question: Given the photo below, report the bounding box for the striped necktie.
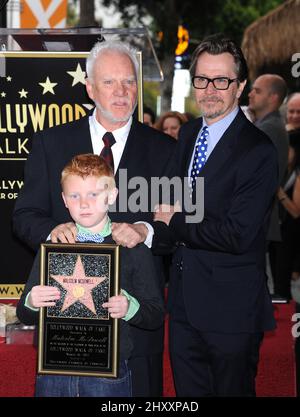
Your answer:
[100,132,116,172]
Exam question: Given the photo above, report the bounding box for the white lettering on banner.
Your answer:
[0,180,23,190]
[0,138,29,155]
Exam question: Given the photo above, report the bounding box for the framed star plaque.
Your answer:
[38,242,120,378]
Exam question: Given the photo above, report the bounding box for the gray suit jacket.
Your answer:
[255,111,289,241]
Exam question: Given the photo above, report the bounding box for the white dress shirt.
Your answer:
[89,108,132,171]
[188,107,239,178]
[89,109,154,247]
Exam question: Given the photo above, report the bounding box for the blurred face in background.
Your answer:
[143,112,153,127]
[287,94,300,131]
[162,116,181,139]
[248,76,272,118]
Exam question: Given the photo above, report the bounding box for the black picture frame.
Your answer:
[38,242,120,378]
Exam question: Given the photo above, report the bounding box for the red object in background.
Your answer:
[255,303,296,397]
[0,302,296,397]
[0,299,37,397]
[163,302,297,397]
[0,345,36,397]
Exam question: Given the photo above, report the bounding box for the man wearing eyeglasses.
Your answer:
[153,34,278,396]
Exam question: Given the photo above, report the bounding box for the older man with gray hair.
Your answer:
[13,40,175,396]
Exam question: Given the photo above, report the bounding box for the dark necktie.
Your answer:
[100,132,116,172]
[190,126,209,191]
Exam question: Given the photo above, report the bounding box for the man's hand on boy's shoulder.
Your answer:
[112,222,148,248]
[51,222,77,244]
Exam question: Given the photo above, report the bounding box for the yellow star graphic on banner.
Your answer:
[6,76,12,82]
[1,92,6,97]
[67,63,86,86]
[39,77,57,95]
[18,88,28,98]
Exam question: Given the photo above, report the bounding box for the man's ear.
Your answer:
[236,79,247,99]
[62,192,68,208]
[269,92,279,106]
[108,187,118,206]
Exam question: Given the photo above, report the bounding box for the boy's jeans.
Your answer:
[35,360,131,397]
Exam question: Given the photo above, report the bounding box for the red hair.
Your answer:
[61,154,114,186]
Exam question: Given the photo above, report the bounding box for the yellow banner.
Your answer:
[0,284,24,298]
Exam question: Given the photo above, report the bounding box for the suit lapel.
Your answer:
[193,110,247,180]
[72,115,94,155]
[115,119,146,187]
[182,120,203,175]
[117,118,140,172]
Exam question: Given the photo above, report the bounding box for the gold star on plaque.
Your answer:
[18,88,28,98]
[39,76,57,95]
[51,255,106,314]
[1,92,6,97]
[67,63,86,86]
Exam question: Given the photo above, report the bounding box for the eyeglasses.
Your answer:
[192,76,239,90]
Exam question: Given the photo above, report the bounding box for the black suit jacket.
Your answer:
[153,110,278,333]
[13,115,175,356]
[13,116,175,249]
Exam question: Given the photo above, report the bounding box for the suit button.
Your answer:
[176,260,183,271]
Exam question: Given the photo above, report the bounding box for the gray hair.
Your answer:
[86,40,139,82]
[190,33,248,82]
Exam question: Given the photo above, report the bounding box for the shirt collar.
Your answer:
[202,106,239,137]
[91,108,132,145]
[200,106,239,152]
[76,217,112,238]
